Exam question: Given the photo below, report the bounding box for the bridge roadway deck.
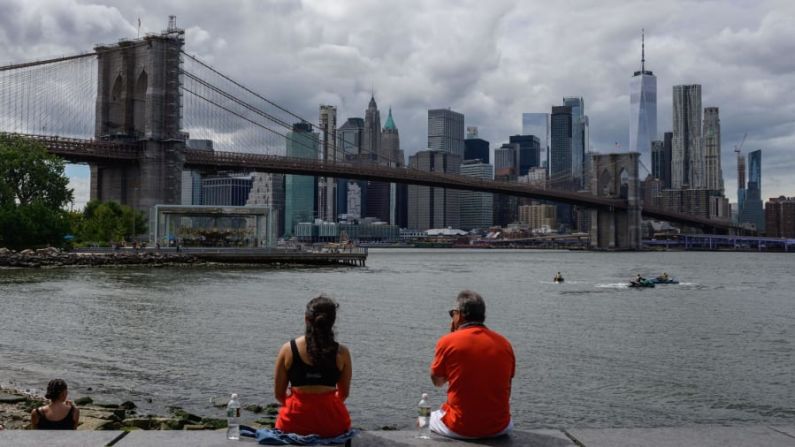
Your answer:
[6,133,740,232]
[1,426,794,446]
[182,150,625,211]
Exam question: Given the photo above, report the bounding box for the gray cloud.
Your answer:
[1,0,793,203]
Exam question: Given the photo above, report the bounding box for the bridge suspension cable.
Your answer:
[0,51,97,73]
[0,54,97,138]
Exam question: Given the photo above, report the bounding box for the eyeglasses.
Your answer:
[448,309,459,318]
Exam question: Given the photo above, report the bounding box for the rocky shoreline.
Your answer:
[0,247,198,268]
[0,386,278,431]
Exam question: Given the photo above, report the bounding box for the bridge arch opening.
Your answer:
[133,71,148,137]
[598,168,613,196]
[107,75,124,133]
[619,168,629,199]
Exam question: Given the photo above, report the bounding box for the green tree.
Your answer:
[77,200,147,244]
[0,134,73,249]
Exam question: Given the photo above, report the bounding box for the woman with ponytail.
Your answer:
[30,379,80,429]
[273,296,352,437]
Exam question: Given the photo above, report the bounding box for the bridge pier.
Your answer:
[588,152,642,250]
[89,163,140,205]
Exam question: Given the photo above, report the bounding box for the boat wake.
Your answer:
[596,282,629,289]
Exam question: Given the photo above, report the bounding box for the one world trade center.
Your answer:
[629,30,657,169]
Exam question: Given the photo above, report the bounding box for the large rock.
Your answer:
[124,417,178,430]
[243,404,263,414]
[74,396,93,406]
[77,416,120,431]
[0,392,26,404]
[210,397,229,408]
[78,409,117,421]
[120,401,137,410]
[169,407,202,424]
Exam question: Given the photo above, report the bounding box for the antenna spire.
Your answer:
[641,28,646,73]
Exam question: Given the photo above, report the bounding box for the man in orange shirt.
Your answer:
[429,290,515,439]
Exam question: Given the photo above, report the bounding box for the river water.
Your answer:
[1,249,793,429]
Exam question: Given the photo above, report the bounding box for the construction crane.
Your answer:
[734,132,747,155]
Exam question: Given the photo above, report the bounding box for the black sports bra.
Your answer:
[287,339,341,387]
[35,405,76,430]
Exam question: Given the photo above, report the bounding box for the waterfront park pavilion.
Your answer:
[151,205,277,248]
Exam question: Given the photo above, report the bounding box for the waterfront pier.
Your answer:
[0,247,367,268]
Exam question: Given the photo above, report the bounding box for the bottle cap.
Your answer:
[231,393,238,399]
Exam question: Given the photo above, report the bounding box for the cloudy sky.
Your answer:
[1,0,793,208]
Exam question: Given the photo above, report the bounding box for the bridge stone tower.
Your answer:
[90,23,186,212]
[589,152,642,250]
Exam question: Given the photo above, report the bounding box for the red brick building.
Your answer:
[765,196,795,238]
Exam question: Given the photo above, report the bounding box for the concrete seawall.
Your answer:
[1,426,794,446]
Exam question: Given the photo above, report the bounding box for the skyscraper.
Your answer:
[494,143,517,175]
[464,126,489,163]
[360,98,390,222]
[247,172,285,237]
[737,148,747,216]
[428,109,465,159]
[201,174,253,206]
[381,108,403,225]
[362,96,381,158]
[381,108,401,167]
[702,107,723,192]
[337,117,364,156]
[629,30,658,168]
[284,122,319,236]
[460,160,494,230]
[318,105,337,221]
[335,117,364,218]
[509,134,541,176]
[407,150,461,230]
[550,106,573,189]
[563,97,588,187]
[663,131,673,188]
[739,149,764,230]
[651,139,671,189]
[522,113,549,164]
[672,84,703,188]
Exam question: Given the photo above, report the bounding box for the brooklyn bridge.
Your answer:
[0,21,738,250]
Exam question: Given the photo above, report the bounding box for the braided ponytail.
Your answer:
[305,295,339,367]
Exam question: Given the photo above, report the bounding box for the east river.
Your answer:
[1,249,793,429]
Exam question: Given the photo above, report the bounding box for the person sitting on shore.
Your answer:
[429,290,515,439]
[273,296,352,438]
[30,379,79,430]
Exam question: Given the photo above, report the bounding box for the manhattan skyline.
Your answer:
[0,0,792,207]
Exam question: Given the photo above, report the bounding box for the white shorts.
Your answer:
[429,409,513,440]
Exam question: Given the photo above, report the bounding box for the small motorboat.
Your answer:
[629,278,655,288]
[554,278,564,283]
[650,277,679,285]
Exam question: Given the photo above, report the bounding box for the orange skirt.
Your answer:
[275,389,351,437]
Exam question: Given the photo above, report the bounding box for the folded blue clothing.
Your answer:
[240,425,357,446]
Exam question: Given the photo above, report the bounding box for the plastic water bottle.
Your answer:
[417,393,431,439]
[226,393,241,440]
